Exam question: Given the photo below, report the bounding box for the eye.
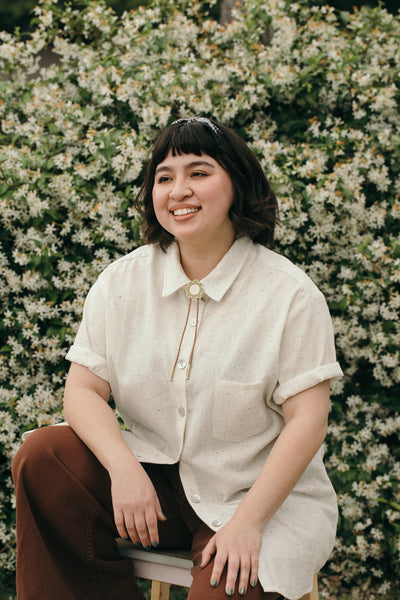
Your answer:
[191,171,208,178]
[157,175,171,183]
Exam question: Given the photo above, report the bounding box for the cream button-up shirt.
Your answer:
[66,237,343,599]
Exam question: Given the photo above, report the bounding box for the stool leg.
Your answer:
[310,573,319,600]
[151,581,170,600]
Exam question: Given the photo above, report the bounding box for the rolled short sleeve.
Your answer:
[272,289,343,405]
[65,277,109,381]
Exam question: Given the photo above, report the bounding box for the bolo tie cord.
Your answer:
[169,280,204,381]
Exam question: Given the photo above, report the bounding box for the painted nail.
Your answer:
[152,541,159,548]
[211,580,218,587]
[251,580,257,587]
[145,545,152,550]
[199,561,203,567]
[134,542,142,547]
[226,588,234,596]
[239,588,246,595]
[162,512,168,520]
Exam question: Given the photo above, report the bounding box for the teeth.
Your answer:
[173,208,199,216]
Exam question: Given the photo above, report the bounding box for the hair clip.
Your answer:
[170,117,221,138]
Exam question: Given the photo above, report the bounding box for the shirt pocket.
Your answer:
[213,380,269,442]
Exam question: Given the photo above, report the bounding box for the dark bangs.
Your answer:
[151,121,223,167]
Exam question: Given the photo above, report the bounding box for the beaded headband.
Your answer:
[170,117,222,138]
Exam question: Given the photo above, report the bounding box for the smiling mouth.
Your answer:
[172,208,200,216]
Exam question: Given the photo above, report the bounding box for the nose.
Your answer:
[169,176,192,201]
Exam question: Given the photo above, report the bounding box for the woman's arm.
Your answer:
[200,379,331,596]
[63,362,165,548]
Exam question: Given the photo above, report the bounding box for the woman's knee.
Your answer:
[12,425,81,488]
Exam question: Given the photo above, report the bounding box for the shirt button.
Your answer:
[191,494,201,503]
[189,318,197,327]
[212,519,223,527]
[178,406,185,417]
[177,358,187,370]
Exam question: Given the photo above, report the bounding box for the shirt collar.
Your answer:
[162,236,255,302]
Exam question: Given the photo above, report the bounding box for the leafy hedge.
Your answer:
[1,0,399,597]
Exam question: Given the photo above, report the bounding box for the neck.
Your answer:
[178,235,235,280]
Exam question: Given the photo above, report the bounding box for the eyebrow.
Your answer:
[155,160,216,174]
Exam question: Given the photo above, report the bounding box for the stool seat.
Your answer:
[117,539,319,600]
[118,539,193,588]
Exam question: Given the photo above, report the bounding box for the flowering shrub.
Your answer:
[1,0,399,597]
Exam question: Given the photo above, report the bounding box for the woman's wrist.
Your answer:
[104,442,142,478]
[230,508,266,534]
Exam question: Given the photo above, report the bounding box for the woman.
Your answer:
[13,117,343,600]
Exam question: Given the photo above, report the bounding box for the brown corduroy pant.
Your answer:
[12,425,281,600]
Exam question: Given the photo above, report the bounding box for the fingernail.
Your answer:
[162,512,167,520]
[134,542,142,547]
[199,560,203,567]
[226,589,234,596]
[152,541,159,548]
[123,536,129,541]
[239,588,246,595]
[251,580,257,587]
[211,580,218,587]
[145,545,152,550]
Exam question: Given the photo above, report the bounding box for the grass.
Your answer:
[138,579,189,599]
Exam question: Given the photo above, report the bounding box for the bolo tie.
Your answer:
[169,279,204,381]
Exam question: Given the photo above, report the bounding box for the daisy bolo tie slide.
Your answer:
[169,279,204,381]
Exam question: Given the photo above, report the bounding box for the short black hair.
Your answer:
[135,118,278,250]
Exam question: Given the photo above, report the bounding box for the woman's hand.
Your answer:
[109,459,165,549]
[200,516,262,596]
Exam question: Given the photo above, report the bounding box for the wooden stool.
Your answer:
[117,539,319,600]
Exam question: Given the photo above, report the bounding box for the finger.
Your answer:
[225,554,240,596]
[155,496,167,522]
[114,507,129,541]
[238,555,251,596]
[145,509,160,547]
[250,553,260,589]
[210,547,228,589]
[134,513,152,548]
[123,512,140,545]
[200,536,216,568]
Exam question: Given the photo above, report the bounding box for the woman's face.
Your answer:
[152,150,235,250]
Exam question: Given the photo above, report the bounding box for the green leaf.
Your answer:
[340,11,350,25]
